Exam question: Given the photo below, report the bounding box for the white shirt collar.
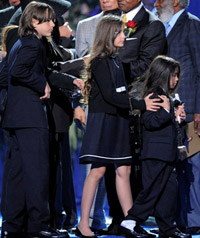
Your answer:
[166,9,185,30]
[123,2,143,21]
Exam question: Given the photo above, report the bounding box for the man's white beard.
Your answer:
[159,5,174,23]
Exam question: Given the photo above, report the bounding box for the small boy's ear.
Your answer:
[32,18,38,28]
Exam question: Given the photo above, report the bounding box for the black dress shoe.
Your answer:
[171,228,191,238]
[107,222,122,235]
[92,222,121,236]
[92,221,127,236]
[161,228,192,238]
[54,229,69,237]
[1,231,25,238]
[134,225,156,238]
[119,225,149,238]
[75,227,97,238]
[27,227,69,238]
[186,226,200,235]
[150,228,159,234]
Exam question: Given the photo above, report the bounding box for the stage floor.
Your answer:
[1,215,200,238]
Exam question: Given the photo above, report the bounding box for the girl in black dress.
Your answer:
[76,15,160,238]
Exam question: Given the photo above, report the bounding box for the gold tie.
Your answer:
[123,13,127,23]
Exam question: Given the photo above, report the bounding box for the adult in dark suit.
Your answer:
[154,0,200,235]
[0,0,9,10]
[0,0,20,33]
[118,0,166,85]
[35,0,82,231]
[46,32,81,232]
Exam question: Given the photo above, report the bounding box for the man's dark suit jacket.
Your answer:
[119,6,166,86]
[0,4,20,31]
[2,35,48,129]
[166,11,200,122]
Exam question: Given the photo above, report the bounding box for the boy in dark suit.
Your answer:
[1,2,55,238]
[120,55,191,238]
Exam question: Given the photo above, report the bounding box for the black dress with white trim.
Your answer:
[79,56,132,165]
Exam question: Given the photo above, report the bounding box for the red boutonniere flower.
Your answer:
[124,20,137,37]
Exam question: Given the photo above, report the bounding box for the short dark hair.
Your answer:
[18,1,55,37]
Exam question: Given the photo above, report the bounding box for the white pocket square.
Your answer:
[126,37,138,41]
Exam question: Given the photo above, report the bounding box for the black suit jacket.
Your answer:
[140,91,177,162]
[2,35,48,129]
[0,27,79,132]
[0,5,20,30]
[119,6,166,86]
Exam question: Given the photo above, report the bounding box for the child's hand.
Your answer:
[74,107,86,125]
[175,104,186,123]
[144,93,162,111]
[158,95,170,111]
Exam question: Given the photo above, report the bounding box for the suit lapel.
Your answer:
[95,12,103,25]
[167,11,188,44]
[132,6,149,30]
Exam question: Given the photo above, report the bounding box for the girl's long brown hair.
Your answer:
[82,15,123,104]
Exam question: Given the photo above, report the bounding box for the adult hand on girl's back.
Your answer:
[158,95,170,111]
[40,82,51,100]
[144,93,161,111]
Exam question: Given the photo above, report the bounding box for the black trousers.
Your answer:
[49,132,77,229]
[104,164,124,223]
[127,159,178,236]
[2,128,50,233]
